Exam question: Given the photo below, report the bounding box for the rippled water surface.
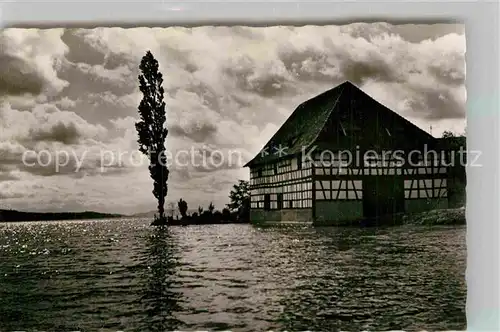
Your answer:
[0,218,466,331]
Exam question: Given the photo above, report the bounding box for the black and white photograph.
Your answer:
[0,22,467,331]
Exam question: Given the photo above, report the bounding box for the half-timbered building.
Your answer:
[244,81,463,225]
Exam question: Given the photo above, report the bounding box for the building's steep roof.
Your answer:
[244,81,436,167]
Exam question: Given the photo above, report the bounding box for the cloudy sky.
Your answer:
[0,23,466,214]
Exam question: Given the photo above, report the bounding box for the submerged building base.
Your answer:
[250,197,449,226]
[250,209,313,224]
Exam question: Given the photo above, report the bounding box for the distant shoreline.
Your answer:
[1,207,465,226]
[0,209,123,223]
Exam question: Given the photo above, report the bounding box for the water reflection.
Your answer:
[0,220,465,331]
[139,226,183,331]
[276,226,466,331]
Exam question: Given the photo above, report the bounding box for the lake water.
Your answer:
[0,219,466,331]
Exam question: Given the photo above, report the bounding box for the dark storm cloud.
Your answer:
[29,122,81,145]
[62,29,138,71]
[0,144,78,178]
[58,60,136,98]
[0,53,45,96]
[0,29,69,97]
[61,29,107,66]
[222,54,296,97]
[336,55,400,85]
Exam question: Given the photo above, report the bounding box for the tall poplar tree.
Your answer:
[136,51,169,221]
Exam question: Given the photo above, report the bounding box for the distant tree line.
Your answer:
[441,130,466,151]
[159,180,250,225]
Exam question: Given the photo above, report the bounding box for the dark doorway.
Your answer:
[277,193,283,210]
[363,176,404,221]
[264,194,271,211]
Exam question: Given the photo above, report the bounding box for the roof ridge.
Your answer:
[243,84,340,166]
[304,84,346,152]
[243,82,348,167]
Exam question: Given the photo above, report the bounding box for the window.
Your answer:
[289,200,293,208]
[257,168,263,177]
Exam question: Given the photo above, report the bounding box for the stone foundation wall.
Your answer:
[314,201,364,226]
[251,197,450,226]
[448,178,466,208]
[250,209,313,223]
[404,198,448,214]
